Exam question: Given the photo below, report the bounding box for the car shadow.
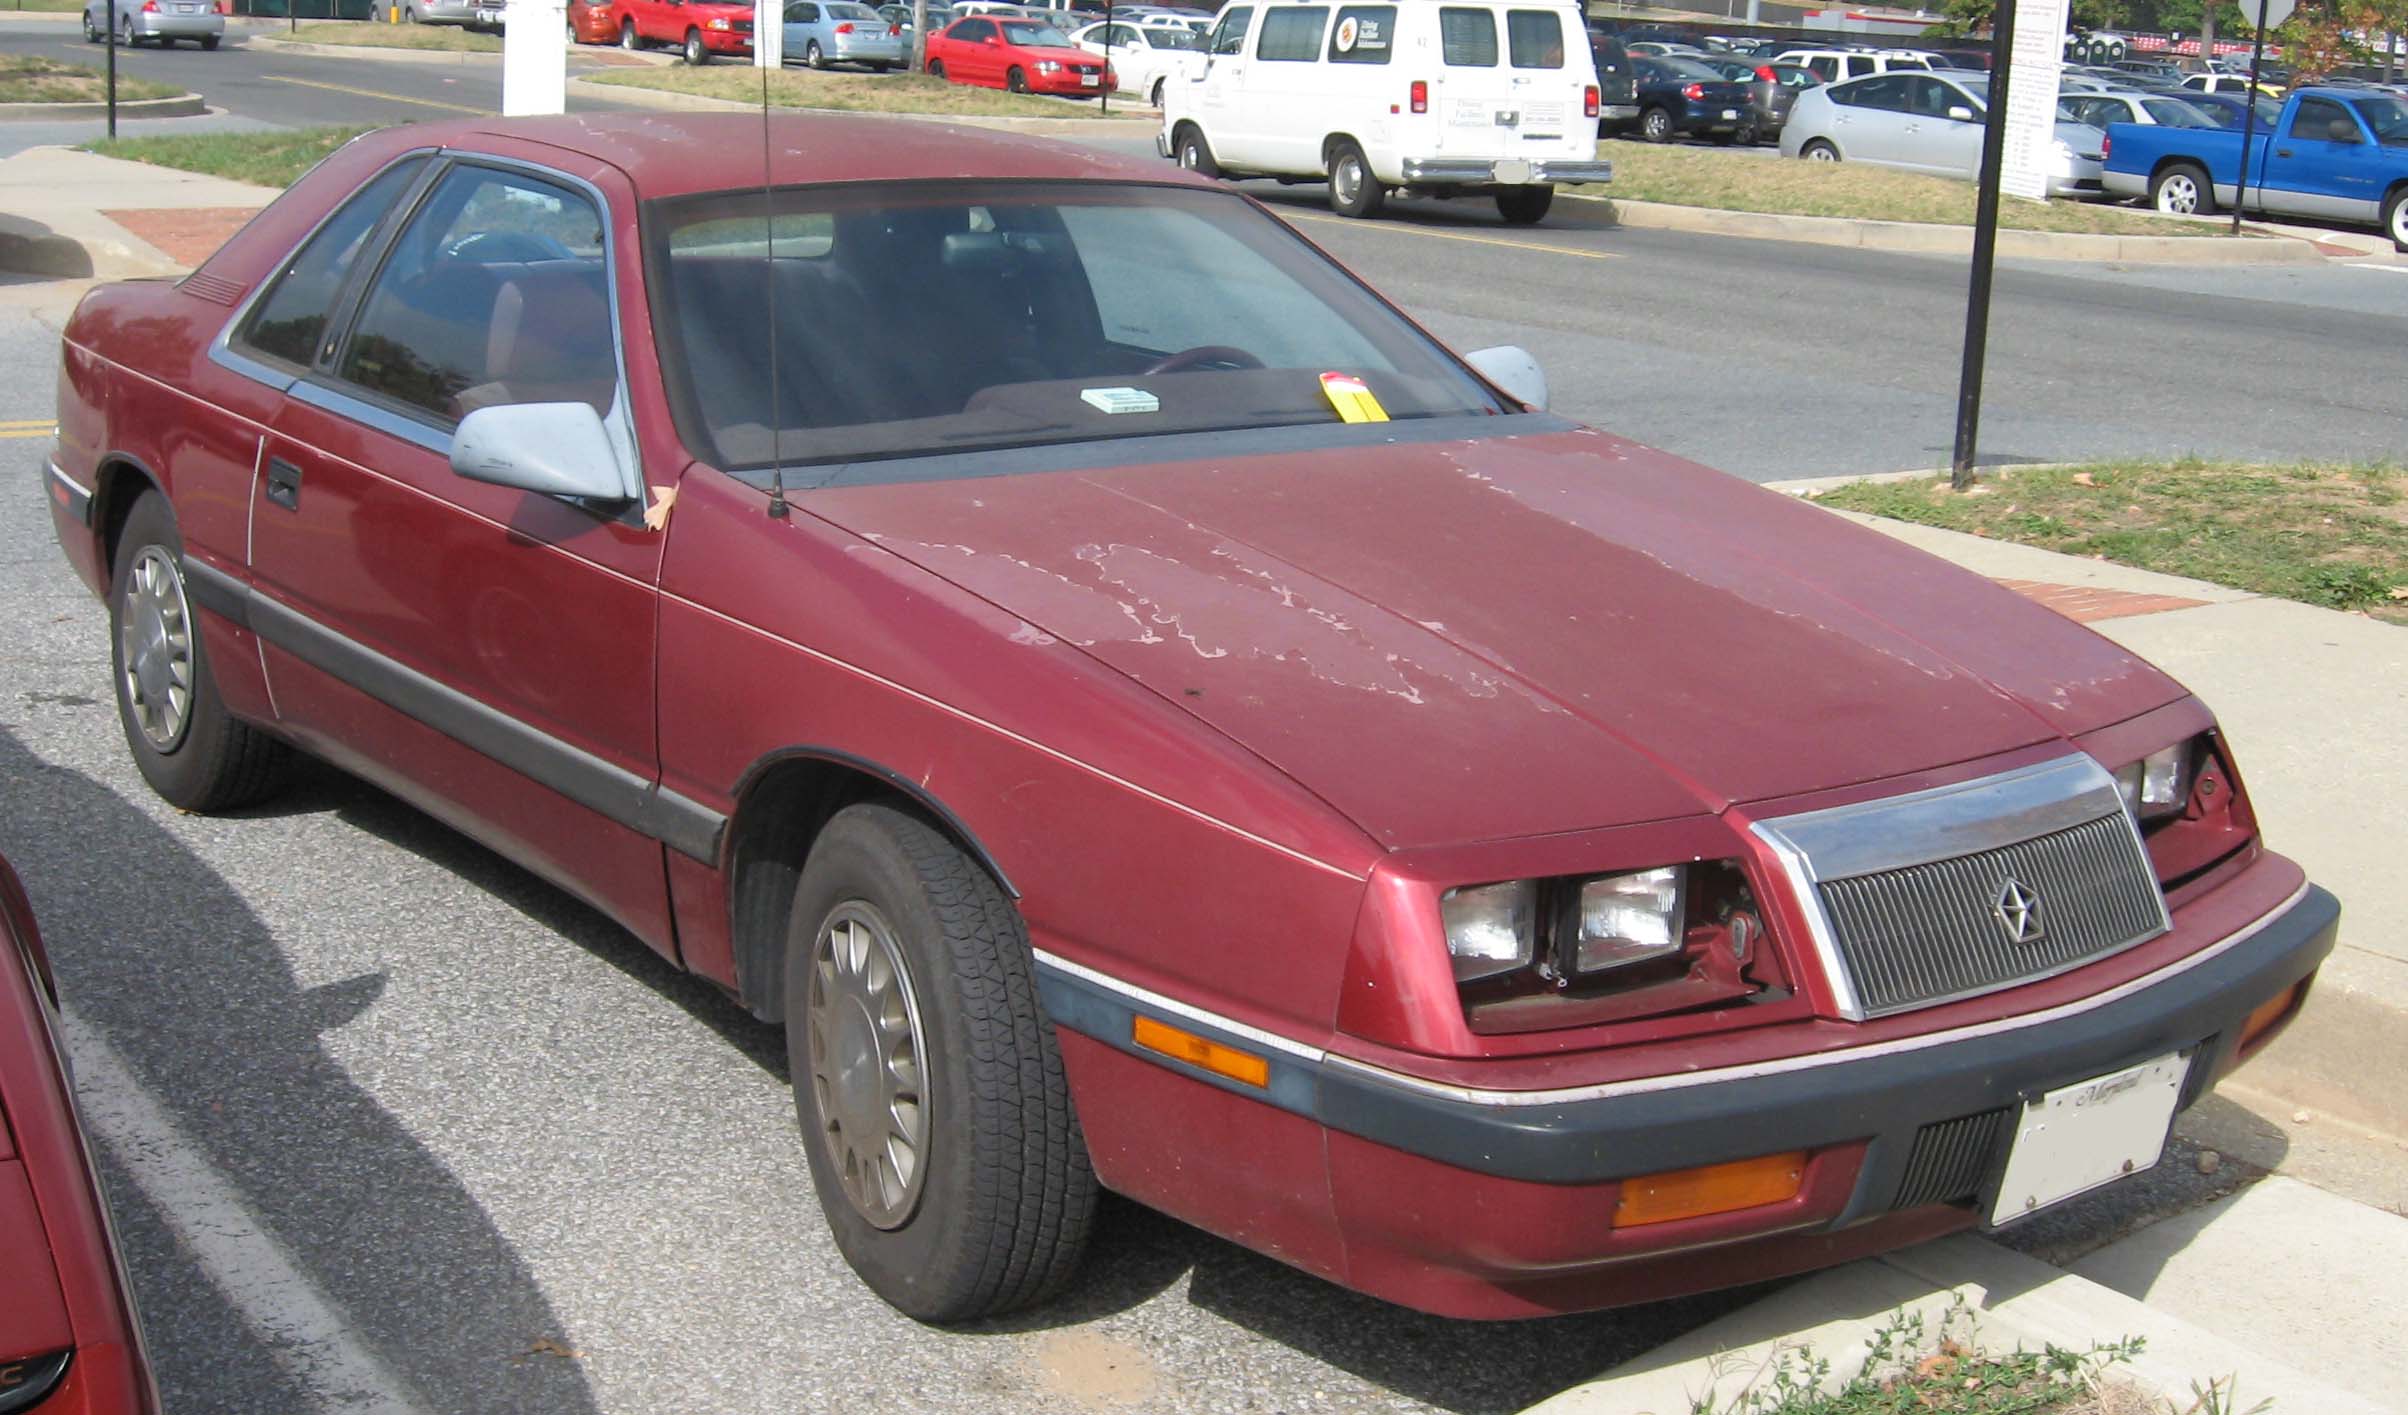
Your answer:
[0,726,606,1415]
[1248,184,1623,234]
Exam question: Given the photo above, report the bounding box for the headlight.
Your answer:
[2114,742,2190,821]
[1574,868,1685,974]
[1037,59,1062,73]
[1440,880,1535,982]
[706,16,730,27]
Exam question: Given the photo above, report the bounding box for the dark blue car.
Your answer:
[1623,54,1758,143]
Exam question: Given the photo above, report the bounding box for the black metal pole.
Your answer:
[105,0,117,140]
[1949,0,2016,490]
[2231,14,2269,234]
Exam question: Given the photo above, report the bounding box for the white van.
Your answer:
[1773,48,1931,83]
[1158,0,1612,224]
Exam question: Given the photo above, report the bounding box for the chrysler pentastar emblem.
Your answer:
[1994,878,2046,946]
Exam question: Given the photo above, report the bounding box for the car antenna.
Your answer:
[761,36,790,520]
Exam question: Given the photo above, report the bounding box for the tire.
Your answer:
[682,28,708,64]
[1640,106,1674,143]
[620,16,639,48]
[1801,138,1841,163]
[200,33,218,48]
[1148,77,1164,108]
[927,57,945,78]
[2382,187,2408,253]
[84,10,99,41]
[1174,123,1218,178]
[1495,184,1553,225]
[806,39,826,68]
[784,803,1097,1322]
[2151,162,2214,217]
[1006,65,1028,93]
[109,494,290,813]
[1327,138,1384,218]
[1731,121,1758,146]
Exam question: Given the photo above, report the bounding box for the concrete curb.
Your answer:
[1525,1235,2390,1415]
[1559,190,2328,265]
[246,32,680,66]
[0,92,207,121]
[564,73,1151,133]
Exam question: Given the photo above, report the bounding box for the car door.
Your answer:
[1240,3,1329,172]
[242,153,682,959]
[1897,74,1983,177]
[1824,74,1910,163]
[1196,4,1254,143]
[785,0,821,57]
[2261,95,2383,219]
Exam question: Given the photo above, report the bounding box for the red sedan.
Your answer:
[566,0,615,45]
[0,853,158,1414]
[47,114,2334,1322]
[924,14,1108,95]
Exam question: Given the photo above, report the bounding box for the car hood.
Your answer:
[802,425,2183,849]
[1006,43,1097,61]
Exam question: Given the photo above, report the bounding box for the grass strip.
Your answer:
[585,65,1144,120]
[1570,143,2225,238]
[4,0,85,11]
[1814,460,2408,624]
[0,53,182,102]
[286,20,501,51]
[84,126,371,188]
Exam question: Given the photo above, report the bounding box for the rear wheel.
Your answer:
[2151,162,2213,216]
[1495,184,1553,225]
[785,803,1097,1321]
[621,16,639,48]
[806,39,826,68]
[1174,123,1219,178]
[1006,65,1029,92]
[1327,138,1384,218]
[1801,138,1840,163]
[1640,105,1674,142]
[682,27,708,63]
[109,494,290,813]
[2385,187,2408,252]
[1148,76,1164,108]
[200,32,218,48]
[83,9,98,40]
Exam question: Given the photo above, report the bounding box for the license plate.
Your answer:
[1081,72,1099,85]
[1494,159,1532,184]
[1988,1052,2187,1226]
[1722,108,1739,120]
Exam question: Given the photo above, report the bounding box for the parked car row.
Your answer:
[2105,84,2408,248]
[1779,69,2112,198]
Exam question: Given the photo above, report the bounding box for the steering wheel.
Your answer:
[440,229,575,265]
[1142,344,1266,375]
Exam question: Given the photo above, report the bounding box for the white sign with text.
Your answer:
[501,0,567,116]
[1998,0,2071,202]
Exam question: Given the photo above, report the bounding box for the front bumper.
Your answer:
[1398,156,1614,187]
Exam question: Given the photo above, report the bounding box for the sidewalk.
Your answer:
[0,147,280,279]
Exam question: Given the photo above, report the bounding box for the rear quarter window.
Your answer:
[1505,9,1562,69]
[1438,7,1497,66]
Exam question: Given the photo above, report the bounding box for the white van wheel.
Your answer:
[1328,140,1384,218]
[1175,125,1220,179]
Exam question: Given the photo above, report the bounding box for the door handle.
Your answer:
[2275,148,2293,158]
[265,458,302,511]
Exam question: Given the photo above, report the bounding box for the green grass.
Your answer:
[1815,460,2408,625]
[0,53,182,102]
[585,65,1147,120]
[85,126,370,187]
[1573,143,2225,237]
[6,0,87,12]
[287,19,501,50]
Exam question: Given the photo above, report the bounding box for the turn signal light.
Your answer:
[1583,83,1599,117]
[1132,1016,1269,1088]
[2238,981,2304,1054]
[1614,1151,1806,1228]
[1410,79,1429,113]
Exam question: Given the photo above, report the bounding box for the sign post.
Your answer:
[1949,0,2021,489]
[2230,0,2295,234]
[500,0,567,114]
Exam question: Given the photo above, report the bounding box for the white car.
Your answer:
[1071,19,1205,106]
[1161,0,1612,224]
[1774,48,1929,83]
[1780,70,2109,198]
[2057,90,2222,130]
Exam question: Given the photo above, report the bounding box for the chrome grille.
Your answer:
[1818,812,2166,1017]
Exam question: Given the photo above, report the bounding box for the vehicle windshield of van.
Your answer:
[651,182,1504,480]
[1000,20,1071,44]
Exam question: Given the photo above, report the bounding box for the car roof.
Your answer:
[370,114,1199,201]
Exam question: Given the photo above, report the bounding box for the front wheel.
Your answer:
[927,57,945,78]
[682,28,708,63]
[1006,65,1028,92]
[109,494,290,812]
[785,803,1097,1322]
[1800,138,1840,163]
[1640,106,1674,143]
[1327,139,1384,218]
[2151,162,2214,217]
[1148,77,1164,108]
[1175,124,1219,179]
[2384,187,2408,253]
[200,32,218,48]
[83,9,99,41]
[1495,184,1553,225]
[620,17,639,49]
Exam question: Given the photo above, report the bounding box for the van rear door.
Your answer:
[1428,5,1586,161]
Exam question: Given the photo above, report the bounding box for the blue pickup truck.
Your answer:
[2101,85,2408,250]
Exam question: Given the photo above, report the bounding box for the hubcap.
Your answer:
[118,546,194,751]
[1809,145,1836,162]
[2162,177,2197,214]
[806,901,929,1230]
[1334,154,1362,204]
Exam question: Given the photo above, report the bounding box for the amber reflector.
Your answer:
[1132,1016,1270,1088]
[2238,983,2303,1052]
[1614,1151,1807,1228]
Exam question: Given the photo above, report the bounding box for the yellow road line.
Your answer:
[1286,211,1618,260]
[265,75,489,115]
[1,428,58,440]
[1,418,57,429]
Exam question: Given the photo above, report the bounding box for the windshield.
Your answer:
[1000,19,1071,44]
[1144,27,1200,48]
[649,182,1502,479]
[2357,94,2408,145]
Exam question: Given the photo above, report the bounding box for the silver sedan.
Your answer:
[1780,70,2109,198]
[83,0,223,48]
[784,0,907,69]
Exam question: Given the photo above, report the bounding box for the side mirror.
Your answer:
[1464,345,1548,412]
[451,402,631,504]
[1946,104,1974,122]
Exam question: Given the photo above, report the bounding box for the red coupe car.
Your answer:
[924,14,1109,94]
[47,114,2334,1323]
[1,853,159,1413]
